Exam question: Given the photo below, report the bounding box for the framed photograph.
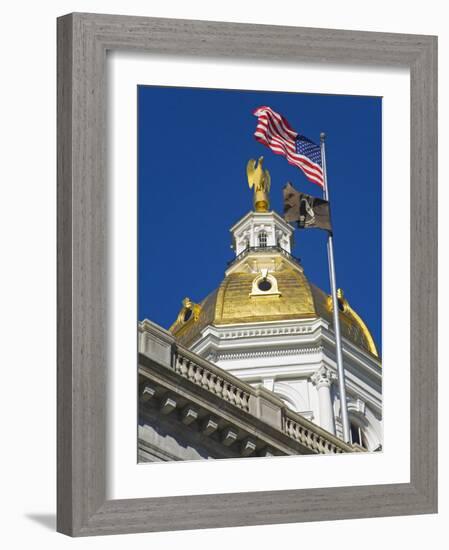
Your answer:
[136,87,383,461]
[57,13,437,536]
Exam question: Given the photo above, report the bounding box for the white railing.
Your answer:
[283,413,353,454]
[174,352,251,413]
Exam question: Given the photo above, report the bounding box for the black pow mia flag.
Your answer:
[283,182,332,232]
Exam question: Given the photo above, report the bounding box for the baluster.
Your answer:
[180,357,188,377]
[194,366,203,384]
[317,437,325,454]
[187,362,196,381]
[234,388,242,408]
[296,424,305,443]
[201,368,209,388]
[241,392,246,411]
[288,420,295,439]
[294,424,300,443]
[305,428,313,449]
[222,382,229,401]
[208,373,216,393]
[215,377,223,397]
[228,384,236,405]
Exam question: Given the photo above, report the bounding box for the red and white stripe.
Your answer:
[253,106,324,187]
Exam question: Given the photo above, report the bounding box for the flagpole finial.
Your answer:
[320,132,326,142]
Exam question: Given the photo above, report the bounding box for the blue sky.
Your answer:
[138,86,382,352]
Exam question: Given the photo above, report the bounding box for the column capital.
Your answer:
[311,366,336,389]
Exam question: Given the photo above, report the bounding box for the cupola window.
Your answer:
[258,231,268,248]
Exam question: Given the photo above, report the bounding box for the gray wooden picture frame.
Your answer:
[57,12,438,537]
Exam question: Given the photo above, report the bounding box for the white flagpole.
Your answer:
[320,132,351,444]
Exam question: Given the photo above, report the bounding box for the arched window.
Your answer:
[350,422,367,448]
[258,231,267,248]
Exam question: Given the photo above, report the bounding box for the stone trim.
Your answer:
[211,325,317,339]
[209,346,323,362]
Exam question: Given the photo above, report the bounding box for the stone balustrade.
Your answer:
[283,412,353,454]
[139,319,357,456]
[174,353,251,413]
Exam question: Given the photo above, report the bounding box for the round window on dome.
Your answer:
[258,278,272,292]
[250,272,281,298]
[183,308,193,322]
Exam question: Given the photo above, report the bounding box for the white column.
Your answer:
[311,366,336,435]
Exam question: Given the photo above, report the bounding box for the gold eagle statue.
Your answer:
[247,157,271,212]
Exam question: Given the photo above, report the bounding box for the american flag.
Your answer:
[253,106,324,188]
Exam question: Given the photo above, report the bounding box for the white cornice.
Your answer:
[211,345,324,361]
[221,362,324,381]
[229,210,293,234]
[320,325,382,370]
[204,318,322,335]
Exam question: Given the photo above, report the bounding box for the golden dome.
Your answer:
[169,259,378,357]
